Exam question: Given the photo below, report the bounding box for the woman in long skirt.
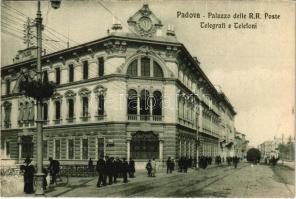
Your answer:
[21,157,35,194]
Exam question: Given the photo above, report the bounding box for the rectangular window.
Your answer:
[141,57,150,77]
[97,138,104,159]
[21,136,33,158]
[43,103,48,121]
[6,80,10,95]
[55,101,61,120]
[43,140,48,159]
[68,139,74,159]
[98,95,104,115]
[69,64,74,82]
[83,61,88,80]
[98,57,104,77]
[6,141,10,156]
[55,68,60,84]
[55,139,61,159]
[82,97,88,117]
[82,139,88,160]
[68,99,74,118]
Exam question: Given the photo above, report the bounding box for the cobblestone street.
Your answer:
[9,162,294,197]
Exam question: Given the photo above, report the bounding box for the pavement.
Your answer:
[5,162,295,197]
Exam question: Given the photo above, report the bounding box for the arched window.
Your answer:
[68,99,74,118]
[152,91,162,116]
[127,89,137,115]
[98,94,104,116]
[141,57,150,77]
[127,59,138,76]
[140,90,150,117]
[126,56,164,78]
[153,61,163,78]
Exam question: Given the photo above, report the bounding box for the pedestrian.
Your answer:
[122,158,128,183]
[42,167,48,190]
[48,157,60,185]
[88,158,94,175]
[21,156,35,194]
[128,158,135,178]
[146,160,152,177]
[171,158,175,172]
[151,158,157,177]
[166,157,172,174]
[113,157,120,183]
[96,155,106,187]
[233,156,239,168]
[106,157,114,185]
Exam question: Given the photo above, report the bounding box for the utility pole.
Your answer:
[34,0,44,195]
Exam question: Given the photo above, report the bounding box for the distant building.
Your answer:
[234,131,249,159]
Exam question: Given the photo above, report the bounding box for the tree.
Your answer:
[246,148,261,163]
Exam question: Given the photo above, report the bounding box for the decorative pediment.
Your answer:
[127,4,163,37]
[78,88,91,97]
[64,90,76,98]
[52,92,62,101]
[93,85,107,96]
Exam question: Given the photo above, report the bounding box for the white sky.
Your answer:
[1,0,295,146]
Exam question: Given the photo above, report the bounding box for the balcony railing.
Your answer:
[43,120,49,125]
[127,114,162,122]
[95,114,106,121]
[140,115,150,121]
[128,114,137,120]
[53,119,62,125]
[80,112,90,121]
[66,117,76,123]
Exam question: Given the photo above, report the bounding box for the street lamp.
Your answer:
[35,0,61,195]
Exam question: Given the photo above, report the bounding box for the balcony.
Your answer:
[95,114,106,121]
[4,121,11,129]
[80,112,90,122]
[127,114,163,122]
[43,120,49,126]
[66,117,76,123]
[53,119,62,125]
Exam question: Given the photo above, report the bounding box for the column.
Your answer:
[159,140,163,162]
[150,58,153,77]
[149,96,153,121]
[137,57,141,76]
[188,141,191,157]
[127,139,131,161]
[137,94,140,120]
[179,139,182,158]
[18,136,22,163]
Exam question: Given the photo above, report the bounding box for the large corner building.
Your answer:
[1,4,237,165]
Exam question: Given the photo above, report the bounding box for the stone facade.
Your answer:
[1,4,237,165]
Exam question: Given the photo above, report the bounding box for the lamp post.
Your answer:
[34,0,61,195]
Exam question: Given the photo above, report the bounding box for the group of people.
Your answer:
[146,158,157,177]
[226,156,240,168]
[20,156,60,194]
[96,155,135,187]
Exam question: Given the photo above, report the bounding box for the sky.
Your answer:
[1,0,295,147]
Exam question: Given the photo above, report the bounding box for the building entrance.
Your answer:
[130,131,159,159]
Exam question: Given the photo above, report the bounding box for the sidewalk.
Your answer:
[280,160,295,169]
[10,163,228,197]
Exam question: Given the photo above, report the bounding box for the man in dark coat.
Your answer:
[106,157,114,185]
[48,157,60,185]
[146,160,152,177]
[88,158,94,175]
[166,157,172,174]
[96,155,106,187]
[21,156,35,194]
[128,158,135,178]
[113,157,120,183]
[122,158,128,183]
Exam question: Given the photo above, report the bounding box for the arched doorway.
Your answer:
[130,131,159,159]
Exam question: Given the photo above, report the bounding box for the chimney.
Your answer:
[111,16,122,32]
[166,24,175,36]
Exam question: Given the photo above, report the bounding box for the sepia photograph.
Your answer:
[0,0,295,197]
